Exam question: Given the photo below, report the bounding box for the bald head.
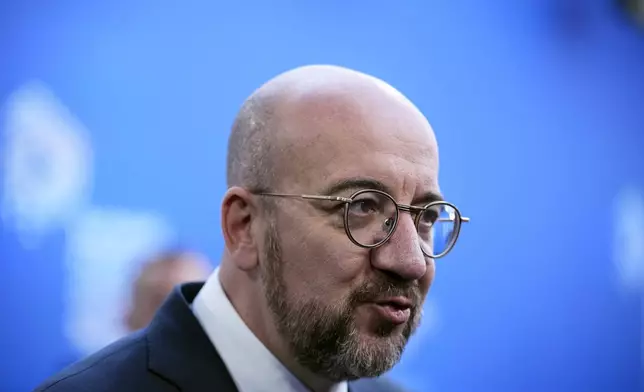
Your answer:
[226,65,437,191]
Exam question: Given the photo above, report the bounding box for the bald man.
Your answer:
[35,65,469,392]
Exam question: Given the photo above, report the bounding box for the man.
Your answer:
[124,248,211,332]
[34,65,469,392]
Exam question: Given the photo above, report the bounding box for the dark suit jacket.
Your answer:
[34,283,407,392]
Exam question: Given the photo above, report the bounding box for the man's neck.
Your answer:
[219,264,341,392]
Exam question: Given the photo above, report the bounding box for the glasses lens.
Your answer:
[346,190,398,247]
[418,203,459,257]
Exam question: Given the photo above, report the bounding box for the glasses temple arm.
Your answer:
[437,217,470,222]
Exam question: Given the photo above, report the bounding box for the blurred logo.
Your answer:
[1,81,175,355]
[1,81,93,248]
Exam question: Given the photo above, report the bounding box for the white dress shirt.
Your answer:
[192,267,348,392]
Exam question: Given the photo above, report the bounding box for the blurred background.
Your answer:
[1,1,643,391]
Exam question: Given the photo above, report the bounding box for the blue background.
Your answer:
[1,1,643,391]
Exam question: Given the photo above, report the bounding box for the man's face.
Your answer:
[258,89,439,380]
[261,221,424,381]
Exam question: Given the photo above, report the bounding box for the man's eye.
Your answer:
[347,199,379,216]
[418,209,438,226]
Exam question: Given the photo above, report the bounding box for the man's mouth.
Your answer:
[370,297,412,325]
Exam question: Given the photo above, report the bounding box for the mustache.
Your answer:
[350,277,422,308]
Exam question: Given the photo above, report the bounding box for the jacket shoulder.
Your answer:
[33,331,172,392]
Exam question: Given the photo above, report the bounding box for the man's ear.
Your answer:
[221,186,259,270]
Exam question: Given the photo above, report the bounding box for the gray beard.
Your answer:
[260,223,422,381]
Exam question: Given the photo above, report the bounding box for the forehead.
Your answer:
[276,90,440,200]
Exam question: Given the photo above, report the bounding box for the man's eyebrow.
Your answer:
[320,178,393,196]
[412,191,444,206]
[319,177,445,205]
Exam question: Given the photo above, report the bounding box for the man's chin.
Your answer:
[354,327,408,355]
[359,329,408,352]
[345,337,405,379]
[291,326,407,381]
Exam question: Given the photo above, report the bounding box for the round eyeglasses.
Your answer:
[256,189,470,259]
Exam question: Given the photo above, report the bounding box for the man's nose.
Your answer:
[370,214,427,281]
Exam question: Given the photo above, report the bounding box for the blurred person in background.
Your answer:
[55,248,211,371]
[34,64,469,392]
[124,248,212,332]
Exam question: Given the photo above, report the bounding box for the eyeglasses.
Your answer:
[256,189,470,259]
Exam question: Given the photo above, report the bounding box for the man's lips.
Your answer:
[374,296,412,309]
[370,296,412,325]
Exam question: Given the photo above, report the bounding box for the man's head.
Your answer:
[221,65,448,382]
[125,249,211,331]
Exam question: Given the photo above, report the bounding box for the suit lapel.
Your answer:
[146,283,239,392]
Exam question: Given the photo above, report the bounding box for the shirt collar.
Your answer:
[192,267,348,392]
